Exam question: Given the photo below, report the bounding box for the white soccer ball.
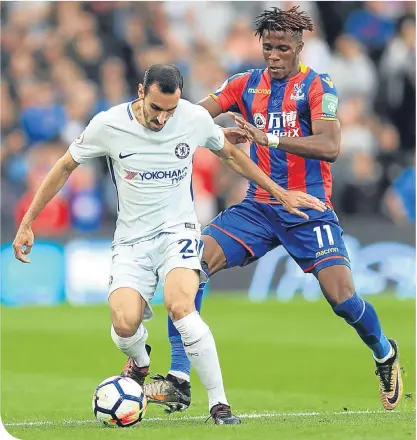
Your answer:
[92,375,147,427]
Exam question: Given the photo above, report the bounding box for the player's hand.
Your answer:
[13,224,34,263]
[228,112,267,146]
[278,190,327,220]
[223,127,251,145]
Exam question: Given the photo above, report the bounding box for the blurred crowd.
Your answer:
[1,1,415,237]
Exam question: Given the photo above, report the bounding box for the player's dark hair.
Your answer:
[254,6,314,40]
[143,64,183,95]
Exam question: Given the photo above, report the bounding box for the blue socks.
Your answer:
[167,282,206,380]
[168,289,392,380]
[333,293,392,361]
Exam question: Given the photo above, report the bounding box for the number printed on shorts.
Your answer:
[313,225,334,248]
[179,239,199,259]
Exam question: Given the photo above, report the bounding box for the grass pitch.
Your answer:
[1,295,415,440]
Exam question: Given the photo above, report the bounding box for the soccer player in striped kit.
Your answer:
[146,6,403,414]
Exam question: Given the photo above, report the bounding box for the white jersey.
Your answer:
[69,99,224,245]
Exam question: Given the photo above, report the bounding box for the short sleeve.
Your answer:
[68,113,109,164]
[309,74,339,121]
[195,106,225,151]
[209,72,249,113]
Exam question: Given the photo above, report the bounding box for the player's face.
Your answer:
[261,31,303,80]
[139,83,181,132]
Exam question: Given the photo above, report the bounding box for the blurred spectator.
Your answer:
[345,2,395,61]
[384,159,416,224]
[20,81,66,145]
[192,148,220,226]
[329,34,378,105]
[1,1,415,237]
[67,163,104,233]
[300,26,332,73]
[222,19,265,75]
[338,96,378,157]
[379,15,416,150]
[14,145,70,236]
[339,152,383,214]
[72,31,103,83]
[61,80,98,145]
[188,54,227,104]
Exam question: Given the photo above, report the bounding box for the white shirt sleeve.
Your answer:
[68,113,109,164]
[195,105,225,151]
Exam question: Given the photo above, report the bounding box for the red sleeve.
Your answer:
[209,73,250,113]
[309,74,339,121]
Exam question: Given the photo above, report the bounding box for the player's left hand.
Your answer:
[278,190,327,220]
[222,127,251,145]
[228,113,267,146]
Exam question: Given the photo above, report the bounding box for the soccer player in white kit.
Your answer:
[13,64,326,424]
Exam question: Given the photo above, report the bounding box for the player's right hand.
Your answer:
[13,225,34,263]
[222,127,251,145]
[279,190,327,220]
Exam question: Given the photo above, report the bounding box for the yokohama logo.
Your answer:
[124,170,138,180]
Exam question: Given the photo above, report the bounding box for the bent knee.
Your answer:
[166,301,195,322]
[111,311,140,337]
[331,281,355,306]
[318,266,355,306]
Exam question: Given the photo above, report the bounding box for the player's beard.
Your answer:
[143,107,165,132]
[134,101,164,132]
[140,102,165,131]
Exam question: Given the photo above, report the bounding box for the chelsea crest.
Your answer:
[175,143,190,159]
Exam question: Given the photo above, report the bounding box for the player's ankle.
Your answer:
[168,371,190,383]
[374,345,394,364]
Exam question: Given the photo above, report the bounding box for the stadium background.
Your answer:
[0,2,415,439]
[1,1,415,303]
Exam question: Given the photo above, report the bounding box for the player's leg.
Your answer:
[278,208,402,410]
[166,235,226,384]
[317,265,402,410]
[165,202,277,384]
[109,287,151,385]
[148,201,278,413]
[148,235,229,412]
[108,243,157,386]
[164,266,240,424]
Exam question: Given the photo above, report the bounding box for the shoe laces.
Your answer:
[146,376,168,395]
[375,362,394,393]
[124,359,149,382]
[206,403,232,422]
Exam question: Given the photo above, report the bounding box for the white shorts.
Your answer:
[108,230,205,320]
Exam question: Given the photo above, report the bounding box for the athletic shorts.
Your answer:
[108,229,205,320]
[203,199,350,276]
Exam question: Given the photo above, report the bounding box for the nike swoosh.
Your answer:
[182,255,196,260]
[184,337,202,347]
[119,152,137,159]
[387,374,400,404]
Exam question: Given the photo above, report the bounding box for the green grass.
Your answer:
[1,295,415,440]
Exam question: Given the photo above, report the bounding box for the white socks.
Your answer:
[174,311,228,409]
[111,324,150,368]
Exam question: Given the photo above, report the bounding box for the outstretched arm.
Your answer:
[213,138,326,219]
[13,112,109,263]
[13,151,79,262]
[230,113,340,162]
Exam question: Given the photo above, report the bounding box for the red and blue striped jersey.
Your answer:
[210,63,338,205]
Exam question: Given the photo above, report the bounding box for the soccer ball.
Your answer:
[92,375,147,427]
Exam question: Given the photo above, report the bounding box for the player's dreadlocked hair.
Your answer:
[254,6,314,40]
